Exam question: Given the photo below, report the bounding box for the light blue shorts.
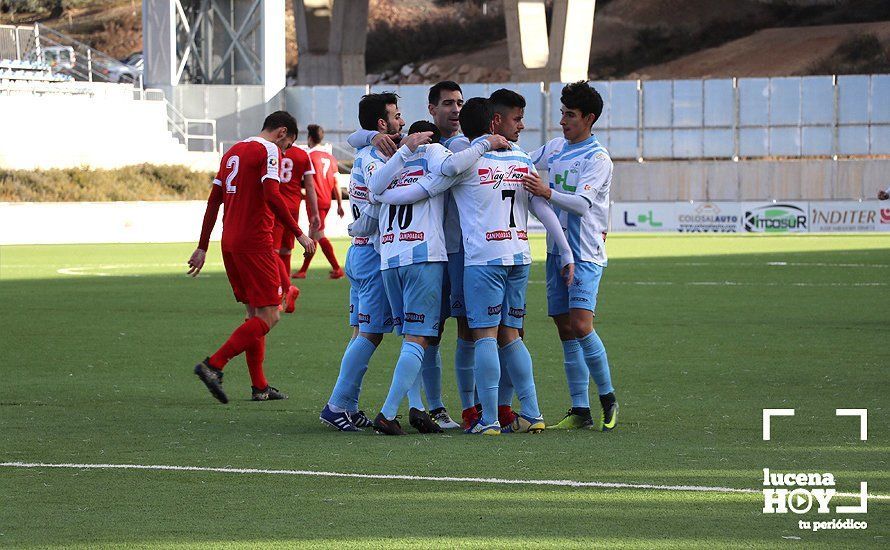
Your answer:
[382,262,445,337]
[464,264,530,329]
[345,245,394,333]
[447,250,466,318]
[546,254,603,316]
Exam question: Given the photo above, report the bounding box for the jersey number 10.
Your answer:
[387,204,414,231]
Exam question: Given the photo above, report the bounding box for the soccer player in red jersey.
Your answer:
[187,111,316,403]
[273,134,319,311]
[294,124,345,279]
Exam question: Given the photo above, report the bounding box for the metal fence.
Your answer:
[284,75,890,160]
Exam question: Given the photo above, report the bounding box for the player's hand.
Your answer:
[337,205,345,218]
[403,131,433,152]
[561,262,575,286]
[521,173,551,199]
[372,133,400,158]
[485,134,510,151]
[879,190,890,200]
[187,248,206,277]
[297,233,316,256]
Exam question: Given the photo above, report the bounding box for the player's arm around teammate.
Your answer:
[523,81,618,431]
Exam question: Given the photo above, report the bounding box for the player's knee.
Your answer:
[571,318,591,338]
[360,332,383,347]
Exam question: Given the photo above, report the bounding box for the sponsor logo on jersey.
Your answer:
[350,185,369,201]
[555,170,576,192]
[399,231,424,241]
[486,230,512,241]
[517,230,528,240]
[508,306,525,318]
[399,168,425,186]
[478,164,529,187]
[404,312,425,323]
[451,300,463,309]
[354,236,370,245]
[358,313,371,324]
[487,304,503,315]
[391,316,401,326]
[381,233,395,244]
[269,157,278,167]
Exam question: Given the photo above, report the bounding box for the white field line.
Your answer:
[528,280,887,287]
[2,462,889,500]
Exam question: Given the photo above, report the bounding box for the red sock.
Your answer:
[245,335,268,389]
[277,255,290,291]
[319,237,340,270]
[209,317,270,369]
[498,405,516,427]
[279,252,292,275]
[298,244,316,274]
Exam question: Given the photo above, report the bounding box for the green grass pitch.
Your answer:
[1,234,888,548]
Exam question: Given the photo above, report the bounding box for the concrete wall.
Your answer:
[0,83,219,171]
[612,159,890,201]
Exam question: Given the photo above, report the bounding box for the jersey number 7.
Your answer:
[501,190,517,228]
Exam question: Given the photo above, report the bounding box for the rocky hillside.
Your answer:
[2,0,888,83]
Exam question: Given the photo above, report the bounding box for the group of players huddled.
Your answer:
[189,79,618,436]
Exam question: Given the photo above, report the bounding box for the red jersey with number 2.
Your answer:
[279,147,314,206]
[214,137,281,253]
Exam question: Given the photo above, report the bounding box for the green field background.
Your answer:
[0,234,887,548]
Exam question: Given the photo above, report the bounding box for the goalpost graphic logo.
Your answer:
[761,408,869,531]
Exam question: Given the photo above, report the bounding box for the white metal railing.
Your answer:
[143,87,217,152]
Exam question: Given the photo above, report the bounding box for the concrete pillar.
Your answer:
[294,0,368,85]
[504,0,597,83]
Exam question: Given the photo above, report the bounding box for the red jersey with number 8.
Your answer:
[214,137,281,253]
[279,147,314,206]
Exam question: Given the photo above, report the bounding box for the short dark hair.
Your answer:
[428,80,462,105]
[358,92,399,131]
[459,97,494,140]
[489,88,526,115]
[408,120,441,144]
[307,124,323,143]
[561,81,604,122]
[262,110,298,137]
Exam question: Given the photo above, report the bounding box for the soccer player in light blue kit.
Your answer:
[523,81,619,431]
[347,81,476,430]
[319,92,404,432]
[351,120,508,434]
[375,97,574,434]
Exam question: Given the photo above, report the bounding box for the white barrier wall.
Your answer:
[0,84,219,171]
[1,199,886,245]
[0,200,352,245]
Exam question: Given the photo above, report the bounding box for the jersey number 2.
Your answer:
[224,156,240,194]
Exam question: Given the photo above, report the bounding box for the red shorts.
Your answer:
[222,250,283,308]
[316,206,330,233]
[272,201,301,251]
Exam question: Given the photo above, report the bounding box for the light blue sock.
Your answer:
[497,346,514,407]
[421,344,444,410]
[454,338,476,409]
[500,338,541,419]
[579,331,614,395]
[407,370,425,410]
[329,336,376,410]
[562,339,590,408]
[473,337,500,426]
[381,341,425,419]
